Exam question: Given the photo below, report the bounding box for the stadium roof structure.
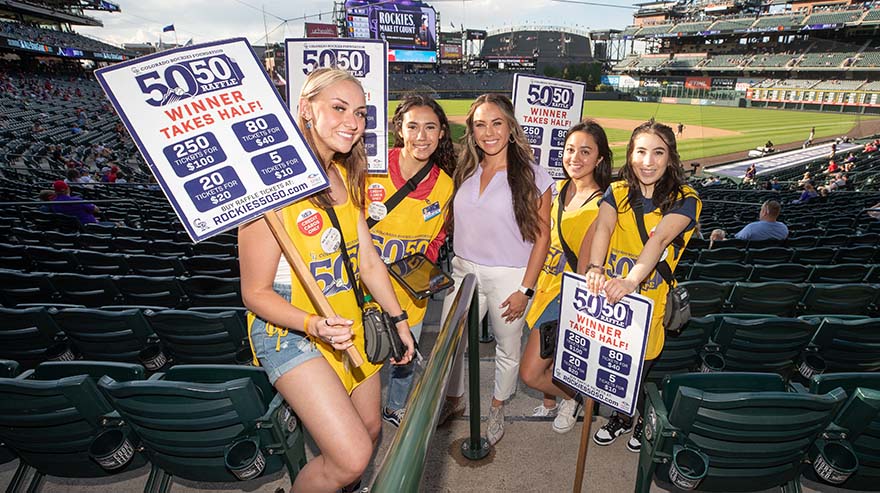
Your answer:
[0,0,111,27]
[487,24,591,39]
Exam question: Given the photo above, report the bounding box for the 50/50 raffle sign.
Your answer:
[95,38,329,241]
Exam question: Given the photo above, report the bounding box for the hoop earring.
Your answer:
[508,134,515,144]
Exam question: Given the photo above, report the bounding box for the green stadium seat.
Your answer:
[802,317,880,373]
[51,273,126,307]
[114,275,187,308]
[144,309,252,365]
[707,316,818,376]
[834,246,877,264]
[0,361,146,492]
[75,250,130,276]
[646,316,714,385]
[791,247,836,265]
[0,270,59,307]
[0,243,31,271]
[749,263,811,283]
[98,365,306,491]
[727,282,807,317]
[866,266,880,284]
[807,264,871,283]
[697,247,745,264]
[744,247,792,265]
[182,255,240,277]
[181,276,243,307]
[784,236,817,248]
[0,306,69,369]
[679,281,732,317]
[126,254,186,277]
[799,284,879,316]
[634,372,846,492]
[52,308,160,365]
[688,262,752,282]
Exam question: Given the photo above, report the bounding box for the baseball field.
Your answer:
[390,99,880,165]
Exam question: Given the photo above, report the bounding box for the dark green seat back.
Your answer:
[114,275,186,309]
[52,308,155,362]
[647,316,714,385]
[800,284,879,316]
[712,317,818,374]
[807,264,871,284]
[51,273,124,307]
[810,318,880,372]
[0,307,63,369]
[749,263,811,283]
[689,263,752,283]
[680,281,732,317]
[0,271,58,307]
[727,282,806,317]
[145,310,249,364]
[744,247,792,265]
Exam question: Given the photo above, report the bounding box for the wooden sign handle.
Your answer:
[264,211,364,367]
[573,398,595,493]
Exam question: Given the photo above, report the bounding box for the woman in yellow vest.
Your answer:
[366,94,455,427]
[584,121,701,453]
[519,120,612,434]
[239,68,414,493]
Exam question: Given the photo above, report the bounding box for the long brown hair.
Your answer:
[297,67,366,209]
[391,94,456,177]
[562,119,613,192]
[453,94,542,243]
[618,121,687,214]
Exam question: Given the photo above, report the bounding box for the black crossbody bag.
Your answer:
[325,207,404,363]
[539,181,602,359]
[629,193,691,336]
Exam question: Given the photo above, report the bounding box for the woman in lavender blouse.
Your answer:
[437,94,553,447]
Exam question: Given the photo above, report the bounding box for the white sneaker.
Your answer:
[552,398,581,434]
[531,403,558,418]
[486,405,505,446]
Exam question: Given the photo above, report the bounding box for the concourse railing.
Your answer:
[370,272,487,492]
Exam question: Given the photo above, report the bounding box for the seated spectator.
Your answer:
[825,159,839,174]
[715,200,788,241]
[701,175,722,186]
[865,141,878,153]
[797,171,813,187]
[764,140,774,152]
[709,228,726,249]
[115,172,127,184]
[793,183,818,204]
[743,163,757,184]
[50,180,101,225]
[38,190,55,212]
[826,173,848,192]
[843,152,856,164]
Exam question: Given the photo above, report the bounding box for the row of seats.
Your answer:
[0,270,242,308]
[0,360,305,493]
[5,231,236,256]
[676,262,880,284]
[647,314,880,385]
[684,240,880,259]
[636,372,880,492]
[681,281,880,317]
[0,306,250,370]
[0,245,239,277]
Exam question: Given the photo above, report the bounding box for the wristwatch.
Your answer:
[389,310,409,324]
[518,286,535,298]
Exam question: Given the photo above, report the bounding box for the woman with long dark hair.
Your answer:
[437,93,553,447]
[519,120,613,434]
[583,121,701,453]
[239,68,414,492]
[366,94,455,427]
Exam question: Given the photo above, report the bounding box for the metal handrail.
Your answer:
[370,273,478,493]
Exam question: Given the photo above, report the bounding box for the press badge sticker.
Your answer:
[422,201,440,221]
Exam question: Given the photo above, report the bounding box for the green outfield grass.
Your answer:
[390,99,875,164]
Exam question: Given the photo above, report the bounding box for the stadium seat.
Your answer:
[679,281,732,317]
[802,318,880,373]
[634,372,847,493]
[0,306,68,369]
[744,247,792,265]
[866,266,880,284]
[791,247,837,265]
[727,282,807,317]
[181,276,243,307]
[749,263,811,283]
[114,275,187,308]
[697,247,745,263]
[25,245,81,273]
[52,308,159,364]
[834,246,877,264]
[0,242,31,271]
[144,309,252,365]
[98,365,306,490]
[784,236,817,248]
[112,237,149,255]
[0,361,146,492]
[191,241,237,257]
[0,270,59,307]
[182,255,240,277]
[807,264,871,283]
[807,373,880,491]
[646,316,714,385]
[820,234,850,248]
[706,316,818,376]
[51,272,124,306]
[688,262,752,282]
[149,239,193,257]
[799,284,879,316]
[76,233,115,253]
[75,250,130,275]
[41,231,80,249]
[126,254,186,277]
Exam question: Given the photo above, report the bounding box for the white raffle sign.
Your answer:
[285,38,388,173]
[95,38,329,242]
[553,272,653,416]
[512,74,586,179]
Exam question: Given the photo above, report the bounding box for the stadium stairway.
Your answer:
[0,296,853,492]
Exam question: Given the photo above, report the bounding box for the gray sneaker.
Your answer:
[531,403,558,418]
[486,405,505,446]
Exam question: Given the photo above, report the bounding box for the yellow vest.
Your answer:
[365,164,454,326]
[248,164,381,394]
[605,181,701,360]
[525,180,600,328]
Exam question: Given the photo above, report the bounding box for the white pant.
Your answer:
[442,256,529,402]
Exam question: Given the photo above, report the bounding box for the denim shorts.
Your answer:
[532,294,562,330]
[250,284,323,384]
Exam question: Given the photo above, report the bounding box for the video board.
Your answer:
[344,0,437,53]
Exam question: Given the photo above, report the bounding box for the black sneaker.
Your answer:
[626,417,644,453]
[592,413,633,446]
[382,407,405,428]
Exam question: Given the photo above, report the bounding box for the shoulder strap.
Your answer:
[325,206,365,307]
[556,180,602,272]
[630,192,675,286]
[366,162,433,229]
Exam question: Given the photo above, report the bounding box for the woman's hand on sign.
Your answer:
[313,316,354,350]
[585,268,606,295]
[603,277,639,305]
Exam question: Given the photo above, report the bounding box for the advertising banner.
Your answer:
[512,74,585,179]
[344,0,436,52]
[95,38,329,242]
[305,23,338,38]
[285,38,388,173]
[553,273,653,416]
[685,76,711,90]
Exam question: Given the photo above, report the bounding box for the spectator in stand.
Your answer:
[743,163,757,184]
[717,200,788,241]
[793,183,818,204]
[115,172,127,184]
[38,190,55,212]
[826,173,849,192]
[865,141,878,153]
[825,159,839,174]
[50,180,102,225]
[797,171,813,187]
